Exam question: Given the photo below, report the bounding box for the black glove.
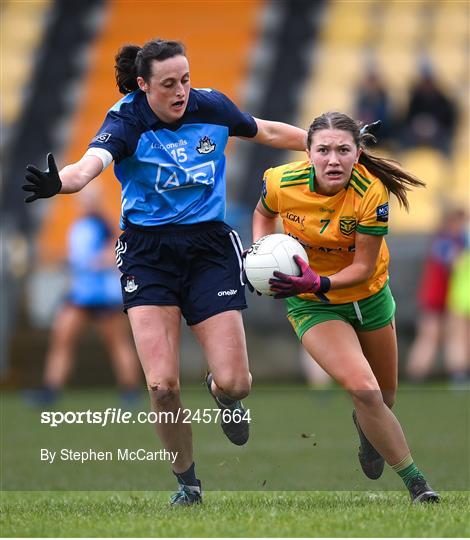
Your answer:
[22,153,62,203]
[241,249,261,296]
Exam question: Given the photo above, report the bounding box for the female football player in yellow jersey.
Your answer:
[250,111,439,503]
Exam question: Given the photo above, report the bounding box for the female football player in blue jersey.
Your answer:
[22,38,308,505]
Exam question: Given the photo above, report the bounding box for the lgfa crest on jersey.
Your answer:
[196,136,216,154]
[339,216,357,236]
[124,275,138,293]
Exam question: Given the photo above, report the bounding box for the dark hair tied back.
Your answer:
[115,38,186,95]
[114,45,141,94]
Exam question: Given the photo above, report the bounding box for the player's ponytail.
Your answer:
[358,151,425,211]
[307,112,425,211]
[115,45,141,94]
[114,39,186,95]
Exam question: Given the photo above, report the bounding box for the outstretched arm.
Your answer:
[23,152,106,202]
[250,118,307,151]
[58,154,105,194]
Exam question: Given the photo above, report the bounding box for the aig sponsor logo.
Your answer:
[155,161,215,193]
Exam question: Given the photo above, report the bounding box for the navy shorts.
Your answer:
[115,221,247,325]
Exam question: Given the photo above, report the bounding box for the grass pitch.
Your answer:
[2,490,469,537]
[1,384,469,536]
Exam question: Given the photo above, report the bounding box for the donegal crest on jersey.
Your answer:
[339,216,357,236]
[261,161,390,304]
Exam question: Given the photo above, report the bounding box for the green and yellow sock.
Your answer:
[392,454,425,489]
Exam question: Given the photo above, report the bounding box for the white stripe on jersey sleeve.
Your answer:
[84,148,113,171]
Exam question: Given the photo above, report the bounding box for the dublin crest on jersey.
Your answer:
[339,216,357,236]
[124,275,138,293]
[196,136,216,154]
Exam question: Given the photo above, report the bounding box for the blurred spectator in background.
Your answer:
[354,68,395,145]
[400,65,457,156]
[25,185,142,405]
[445,223,470,385]
[406,207,467,383]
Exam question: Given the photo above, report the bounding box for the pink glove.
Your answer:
[269,255,330,301]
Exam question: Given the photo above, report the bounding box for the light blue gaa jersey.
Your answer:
[68,215,122,307]
[88,88,258,228]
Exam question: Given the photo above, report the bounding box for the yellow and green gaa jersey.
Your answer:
[261,160,390,304]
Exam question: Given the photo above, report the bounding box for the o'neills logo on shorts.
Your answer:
[218,289,237,297]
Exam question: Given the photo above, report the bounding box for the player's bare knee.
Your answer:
[215,375,251,400]
[227,382,250,400]
[147,380,180,405]
[348,383,383,410]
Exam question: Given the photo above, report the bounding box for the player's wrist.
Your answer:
[318,276,331,293]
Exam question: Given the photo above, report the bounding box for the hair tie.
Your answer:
[360,120,382,137]
[360,120,381,146]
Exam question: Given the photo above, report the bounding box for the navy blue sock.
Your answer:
[173,462,197,486]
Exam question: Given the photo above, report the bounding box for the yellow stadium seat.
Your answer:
[389,148,448,233]
[0,1,51,125]
[450,156,470,207]
[389,192,440,234]
[433,2,469,44]
[380,3,422,46]
[400,148,447,191]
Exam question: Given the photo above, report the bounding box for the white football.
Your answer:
[244,233,309,296]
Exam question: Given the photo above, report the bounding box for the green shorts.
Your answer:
[286,284,396,340]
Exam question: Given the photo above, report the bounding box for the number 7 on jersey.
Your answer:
[320,219,330,234]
